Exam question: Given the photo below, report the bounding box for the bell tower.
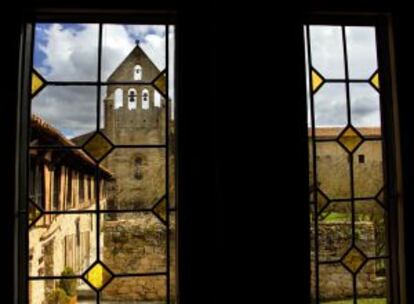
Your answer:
[103,43,166,146]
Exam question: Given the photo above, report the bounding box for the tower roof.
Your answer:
[106,44,162,82]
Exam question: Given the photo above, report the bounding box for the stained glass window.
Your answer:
[22,21,176,304]
[305,24,392,303]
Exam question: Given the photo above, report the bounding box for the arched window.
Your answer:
[154,90,161,108]
[142,89,150,110]
[114,88,123,109]
[134,157,143,180]
[127,88,137,110]
[134,65,142,80]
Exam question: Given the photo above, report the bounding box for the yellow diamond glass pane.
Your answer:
[154,199,167,222]
[343,248,365,273]
[311,69,323,92]
[316,191,328,212]
[371,72,380,90]
[32,72,44,96]
[154,73,166,95]
[28,202,42,226]
[84,134,112,161]
[338,127,362,152]
[86,263,111,290]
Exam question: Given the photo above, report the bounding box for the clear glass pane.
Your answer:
[309,26,345,79]
[100,212,166,274]
[305,23,390,304]
[314,84,347,135]
[28,148,100,211]
[100,85,166,145]
[318,202,352,262]
[29,214,97,276]
[316,142,351,199]
[100,276,166,302]
[353,141,384,198]
[356,260,388,303]
[101,24,166,82]
[346,26,378,79]
[355,200,388,258]
[27,21,176,304]
[28,278,96,304]
[350,83,381,136]
[33,23,99,81]
[319,263,353,302]
[31,86,97,145]
[169,211,177,302]
[99,148,166,211]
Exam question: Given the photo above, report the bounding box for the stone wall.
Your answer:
[309,139,383,199]
[102,214,176,301]
[310,221,386,301]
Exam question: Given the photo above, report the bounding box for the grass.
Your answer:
[322,298,386,304]
[320,212,350,222]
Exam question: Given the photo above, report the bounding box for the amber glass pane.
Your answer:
[28,200,43,227]
[311,69,324,93]
[154,72,167,96]
[338,126,363,153]
[84,262,113,290]
[31,71,46,96]
[370,72,380,90]
[83,133,113,162]
[342,247,367,274]
[153,198,167,222]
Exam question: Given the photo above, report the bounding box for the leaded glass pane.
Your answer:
[25,21,177,304]
[305,24,391,304]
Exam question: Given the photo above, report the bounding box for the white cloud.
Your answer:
[306,25,380,129]
[33,23,175,137]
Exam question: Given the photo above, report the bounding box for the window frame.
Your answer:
[15,10,179,304]
[303,12,406,304]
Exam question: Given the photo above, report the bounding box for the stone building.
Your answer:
[309,127,387,301]
[29,115,112,304]
[72,43,176,302]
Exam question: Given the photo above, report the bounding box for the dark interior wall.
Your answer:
[2,1,413,304]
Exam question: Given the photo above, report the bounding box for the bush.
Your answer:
[59,267,77,297]
[46,288,70,304]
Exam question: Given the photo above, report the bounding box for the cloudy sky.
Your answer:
[32,23,175,139]
[305,25,381,129]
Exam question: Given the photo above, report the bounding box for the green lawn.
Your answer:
[322,298,386,304]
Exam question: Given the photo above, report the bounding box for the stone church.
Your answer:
[29,43,175,303]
